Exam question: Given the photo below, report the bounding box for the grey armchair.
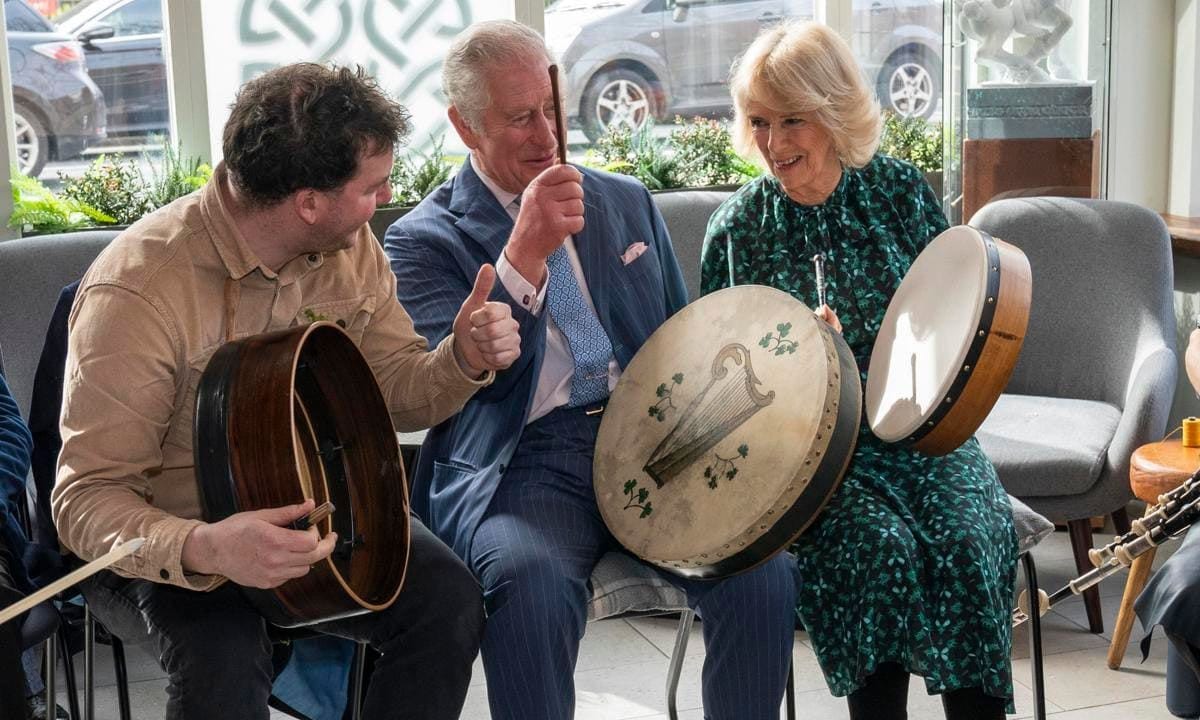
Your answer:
[970,197,1178,633]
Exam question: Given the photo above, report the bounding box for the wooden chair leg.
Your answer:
[1107,545,1158,669]
[1068,518,1104,633]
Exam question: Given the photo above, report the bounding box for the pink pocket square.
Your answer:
[621,242,648,265]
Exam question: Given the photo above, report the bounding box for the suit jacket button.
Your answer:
[499,464,506,474]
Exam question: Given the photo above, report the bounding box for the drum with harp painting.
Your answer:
[864,225,1031,455]
[594,285,861,579]
[194,322,410,627]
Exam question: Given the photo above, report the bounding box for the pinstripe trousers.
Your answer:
[469,406,800,720]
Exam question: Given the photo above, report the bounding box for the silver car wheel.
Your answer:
[595,78,651,132]
[13,111,40,177]
[887,62,934,118]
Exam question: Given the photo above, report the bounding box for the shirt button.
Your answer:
[159,569,170,580]
[522,295,531,306]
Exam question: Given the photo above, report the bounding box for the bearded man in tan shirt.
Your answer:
[50,63,519,720]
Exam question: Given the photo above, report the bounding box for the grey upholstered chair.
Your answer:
[971,197,1178,634]
[649,188,733,302]
[0,230,119,418]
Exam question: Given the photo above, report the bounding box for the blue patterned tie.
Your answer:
[545,245,614,407]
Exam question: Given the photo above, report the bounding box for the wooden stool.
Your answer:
[1107,440,1200,669]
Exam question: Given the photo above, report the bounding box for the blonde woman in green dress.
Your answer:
[701,21,1017,720]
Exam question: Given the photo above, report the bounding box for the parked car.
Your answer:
[6,0,106,176]
[854,0,942,121]
[56,0,168,140]
[545,0,942,141]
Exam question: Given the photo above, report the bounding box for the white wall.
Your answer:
[1169,0,1200,216]
[1106,0,1174,210]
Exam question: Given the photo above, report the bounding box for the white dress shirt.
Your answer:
[473,156,620,423]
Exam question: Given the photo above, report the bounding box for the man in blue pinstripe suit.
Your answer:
[385,20,799,720]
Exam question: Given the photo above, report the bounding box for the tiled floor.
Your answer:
[43,523,1187,719]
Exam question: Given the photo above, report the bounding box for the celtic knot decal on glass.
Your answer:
[230,0,479,154]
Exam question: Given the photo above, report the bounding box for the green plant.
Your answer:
[590,122,685,191]
[60,154,149,225]
[390,136,456,207]
[668,116,761,187]
[589,117,760,190]
[9,171,114,234]
[879,111,943,174]
[142,139,213,211]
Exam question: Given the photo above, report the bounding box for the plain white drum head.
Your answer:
[865,226,989,442]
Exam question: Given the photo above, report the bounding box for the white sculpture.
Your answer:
[957,0,1074,83]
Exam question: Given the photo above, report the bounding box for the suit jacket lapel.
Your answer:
[451,159,513,263]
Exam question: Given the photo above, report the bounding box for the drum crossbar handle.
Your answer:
[1013,468,1200,628]
[811,253,827,309]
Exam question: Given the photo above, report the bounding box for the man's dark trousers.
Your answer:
[81,518,483,720]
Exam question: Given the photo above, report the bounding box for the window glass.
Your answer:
[201,1,512,161]
[945,0,1107,223]
[5,0,53,32]
[547,0,816,165]
[7,0,172,191]
[848,0,945,208]
[92,0,162,36]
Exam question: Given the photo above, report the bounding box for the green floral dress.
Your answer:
[701,155,1017,705]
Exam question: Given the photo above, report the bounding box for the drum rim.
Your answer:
[661,326,862,579]
[194,322,410,627]
[594,285,861,579]
[865,227,1001,444]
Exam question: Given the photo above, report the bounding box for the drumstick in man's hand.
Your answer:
[549,64,568,165]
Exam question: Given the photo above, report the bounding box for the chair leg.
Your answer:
[43,638,56,720]
[1067,518,1104,633]
[666,610,695,720]
[111,635,132,720]
[84,604,95,720]
[1112,507,1132,535]
[1022,551,1047,720]
[785,660,796,720]
[350,641,367,720]
[1107,545,1157,670]
[58,624,80,720]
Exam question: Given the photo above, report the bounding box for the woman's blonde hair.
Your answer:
[729,21,882,169]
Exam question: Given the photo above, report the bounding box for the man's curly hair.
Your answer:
[222,63,411,206]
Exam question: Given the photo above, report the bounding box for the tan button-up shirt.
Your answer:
[52,165,488,590]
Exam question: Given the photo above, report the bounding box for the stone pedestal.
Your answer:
[967,84,1094,140]
[963,84,1099,221]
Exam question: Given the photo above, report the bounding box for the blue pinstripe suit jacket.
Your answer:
[384,159,688,560]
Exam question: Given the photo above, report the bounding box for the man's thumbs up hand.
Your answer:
[452,264,521,377]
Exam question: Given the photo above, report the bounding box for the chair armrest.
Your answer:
[1108,345,1178,479]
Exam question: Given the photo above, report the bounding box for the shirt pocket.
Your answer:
[295,294,377,345]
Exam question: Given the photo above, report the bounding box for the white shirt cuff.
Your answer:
[496,250,547,315]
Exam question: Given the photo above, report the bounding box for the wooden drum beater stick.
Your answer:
[549,64,568,165]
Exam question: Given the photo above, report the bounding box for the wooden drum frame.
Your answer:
[865,226,1031,455]
[594,286,861,579]
[195,322,410,627]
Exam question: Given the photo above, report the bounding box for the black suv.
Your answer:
[7,0,106,176]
